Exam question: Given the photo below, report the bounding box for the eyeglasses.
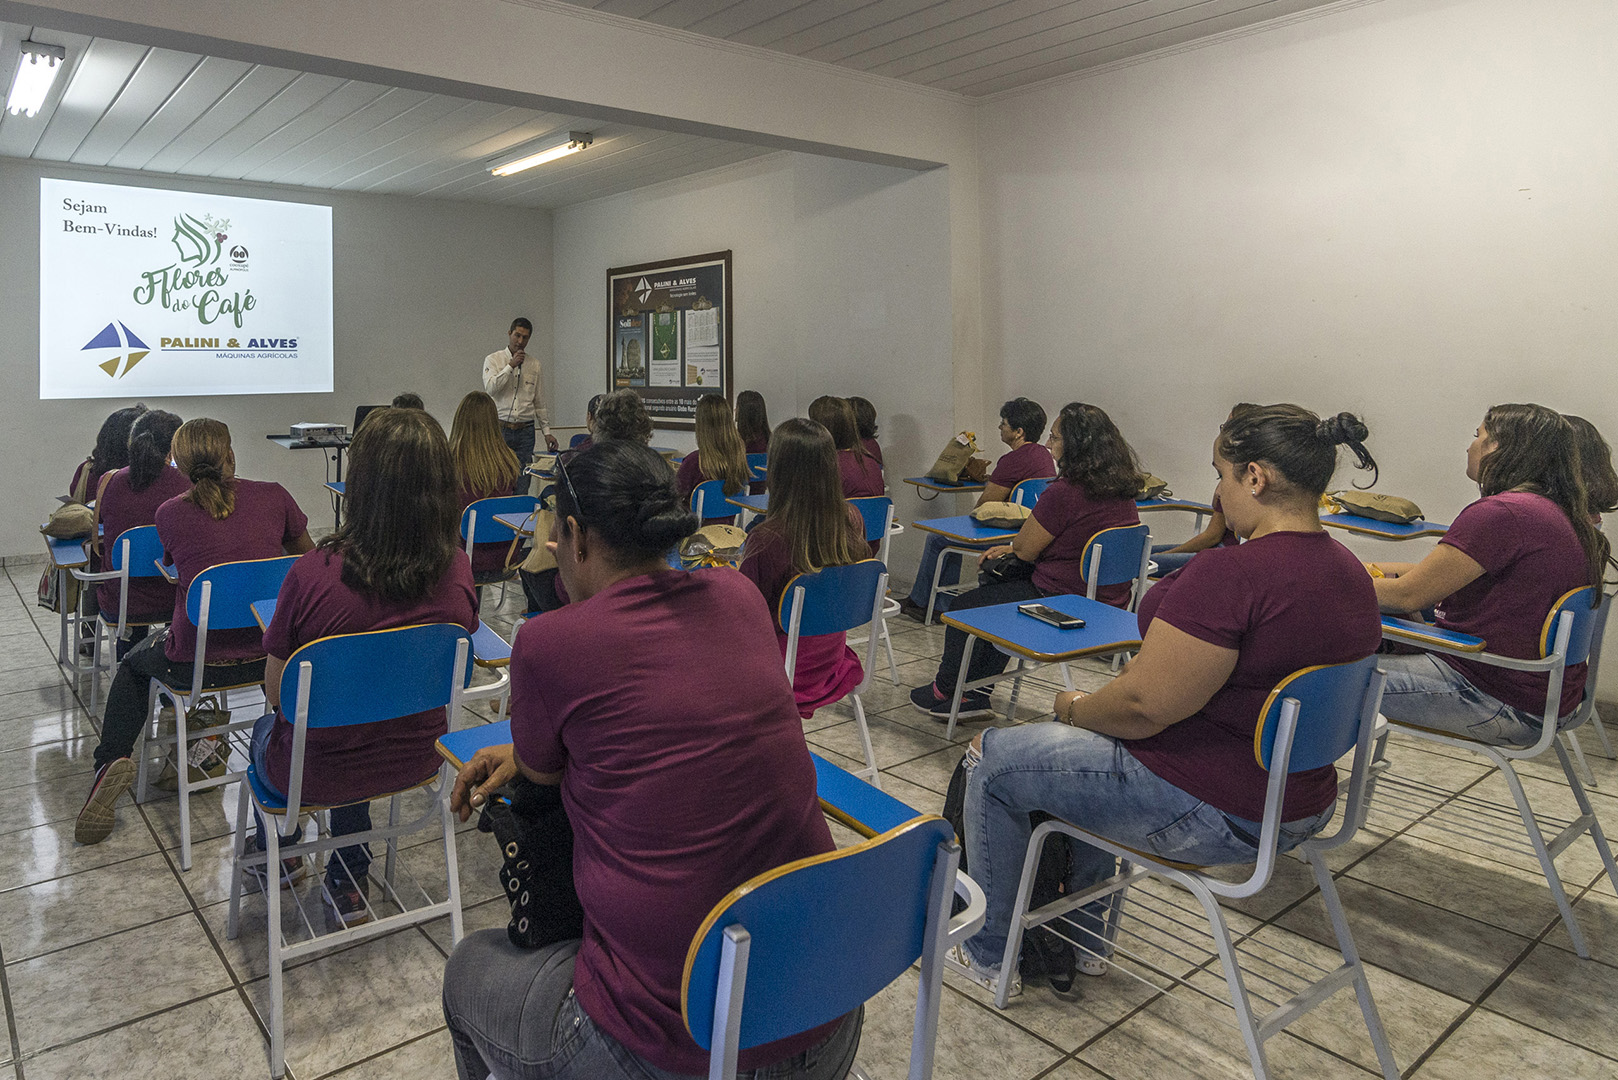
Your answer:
[556,450,584,525]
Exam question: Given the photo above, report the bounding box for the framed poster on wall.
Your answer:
[607,250,732,430]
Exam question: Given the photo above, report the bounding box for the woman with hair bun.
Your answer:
[1371,404,1613,746]
[950,405,1382,996]
[92,409,187,658]
[442,439,860,1080]
[76,418,314,846]
[809,395,883,498]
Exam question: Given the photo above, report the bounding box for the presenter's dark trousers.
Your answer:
[500,421,536,474]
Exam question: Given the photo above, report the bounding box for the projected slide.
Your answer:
[39,178,333,399]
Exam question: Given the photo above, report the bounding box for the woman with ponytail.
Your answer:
[949,405,1383,996]
[77,418,314,846]
[442,439,860,1080]
[92,409,187,657]
[1371,404,1613,745]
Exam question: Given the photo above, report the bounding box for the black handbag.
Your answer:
[979,551,1036,585]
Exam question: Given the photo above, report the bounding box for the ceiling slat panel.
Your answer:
[71,48,205,166]
[457,129,676,200]
[225,80,392,181]
[189,71,347,176]
[641,0,752,29]
[276,91,466,186]
[725,0,880,47]
[911,0,1283,85]
[591,0,673,18]
[246,86,432,184]
[139,64,301,172]
[508,141,770,207]
[105,56,253,170]
[359,111,577,194]
[488,131,718,202]
[30,38,149,161]
[763,0,945,57]
[313,98,505,188]
[0,23,95,159]
[684,0,809,39]
[821,0,1104,70]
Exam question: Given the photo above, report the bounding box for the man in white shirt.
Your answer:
[482,317,558,467]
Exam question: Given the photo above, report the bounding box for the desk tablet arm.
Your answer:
[949,869,988,947]
[1380,616,1485,655]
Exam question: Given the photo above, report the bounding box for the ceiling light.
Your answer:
[7,41,66,117]
[489,131,593,177]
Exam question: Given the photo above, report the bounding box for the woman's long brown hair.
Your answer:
[763,418,864,575]
[450,391,521,498]
[693,395,751,496]
[173,418,236,520]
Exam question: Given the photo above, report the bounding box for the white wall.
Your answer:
[552,151,954,568]
[979,0,1618,686]
[1,157,551,555]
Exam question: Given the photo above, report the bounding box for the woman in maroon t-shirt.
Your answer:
[736,389,771,494]
[850,395,884,468]
[1371,404,1612,744]
[909,402,1142,721]
[950,405,1382,996]
[1149,402,1259,577]
[740,418,873,718]
[809,394,884,498]
[673,394,750,524]
[450,390,525,585]
[441,440,860,1080]
[93,409,187,657]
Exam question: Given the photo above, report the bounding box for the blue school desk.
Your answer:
[494,511,538,537]
[267,433,349,529]
[911,514,1019,546]
[937,594,1143,739]
[1136,496,1216,532]
[904,476,986,502]
[44,533,89,669]
[724,492,771,515]
[1321,512,1449,540]
[251,598,512,668]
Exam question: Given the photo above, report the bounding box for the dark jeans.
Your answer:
[94,630,266,771]
[501,422,536,473]
[932,578,1047,693]
[249,712,373,888]
[520,568,563,614]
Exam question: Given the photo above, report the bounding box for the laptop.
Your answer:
[352,404,387,433]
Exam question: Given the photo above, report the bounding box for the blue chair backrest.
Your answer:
[1254,655,1381,772]
[848,497,893,545]
[186,555,300,630]
[691,479,734,519]
[569,432,589,448]
[461,495,539,543]
[683,816,955,1050]
[1539,586,1601,665]
[1080,523,1150,588]
[279,623,475,729]
[1009,477,1053,507]
[106,525,165,578]
[778,560,886,637]
[747,453,768,482]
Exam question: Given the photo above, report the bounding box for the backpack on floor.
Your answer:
[942,752,1077,991]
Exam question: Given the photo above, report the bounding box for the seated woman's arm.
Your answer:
[450,744,562,821]
[285,531,315,555]
[980,515,1057,565]
[1163,508,1227,555]
[974,481,1012,507]
[1054,621,1238,741]
[1372,545,1483,614]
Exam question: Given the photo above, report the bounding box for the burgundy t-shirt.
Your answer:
[1211,493,1239,546]
[97,466,192,618]
[739,510,867,716]
[673,453,740,525]
[509,570,837,1075]
[837,449,884,498]
[69,458,101,503]
[1435,492,1589,716]
[458,484,518,576]
[155,478,309,662]
[861,436,884,467]
[1029,479,1141,605]
[261,549,478,805]
[988,442,1056,490]
[1128,531,1381,821]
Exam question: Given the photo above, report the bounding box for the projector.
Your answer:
[290,422,346,441]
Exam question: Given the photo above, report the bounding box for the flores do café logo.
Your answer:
[81,211,293,379]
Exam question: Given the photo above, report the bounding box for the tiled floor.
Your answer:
[3,561,1618,1078]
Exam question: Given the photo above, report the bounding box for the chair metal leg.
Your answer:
[1003,659,1025,723]
[136,680,159,804]
[226,781,251,940]
[1185,876,1272,1080]
[1301,848,1400,1080]
[1060,663,1075,692]
[441,770,465,946]
[880,616,899,685]
[994,823,1049,1009]
[265,812,287,1078]
[1563,731,1599,788]
[1498,759,1588,957]
[945,638,975,743]
[1589,705,1615,759]
[176,701,193,871]
[851,695,881,790]
[385,794,401,891]
[1555,741,1618,900]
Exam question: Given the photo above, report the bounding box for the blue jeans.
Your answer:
[905,531,991,612]
[502,422,537,476]
[1377,652,1544,746]
[962,723,1334,968]
[1149,543,1198,577]
[249,712,372,888]
[442,932,863,1080]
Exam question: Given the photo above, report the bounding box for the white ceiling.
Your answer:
[0,20,773,209]
[555,0,1348,96]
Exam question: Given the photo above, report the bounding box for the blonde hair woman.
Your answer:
[674,394,750,524]
[451,391,525,583]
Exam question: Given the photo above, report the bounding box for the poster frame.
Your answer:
[605,250,733,431]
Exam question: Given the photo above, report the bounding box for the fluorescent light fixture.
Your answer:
[489,131,593,177]
[7,41,66,117]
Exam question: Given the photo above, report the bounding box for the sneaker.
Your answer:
[1078,953,1109,978]
[909,683,995,723]
[896,597,930,624]
[945,943,1022,998]
[325,874,372,928]
[75,758,137,845]
[245,855,309,892]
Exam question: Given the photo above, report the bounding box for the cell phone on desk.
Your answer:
[1018,603,1084,629]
